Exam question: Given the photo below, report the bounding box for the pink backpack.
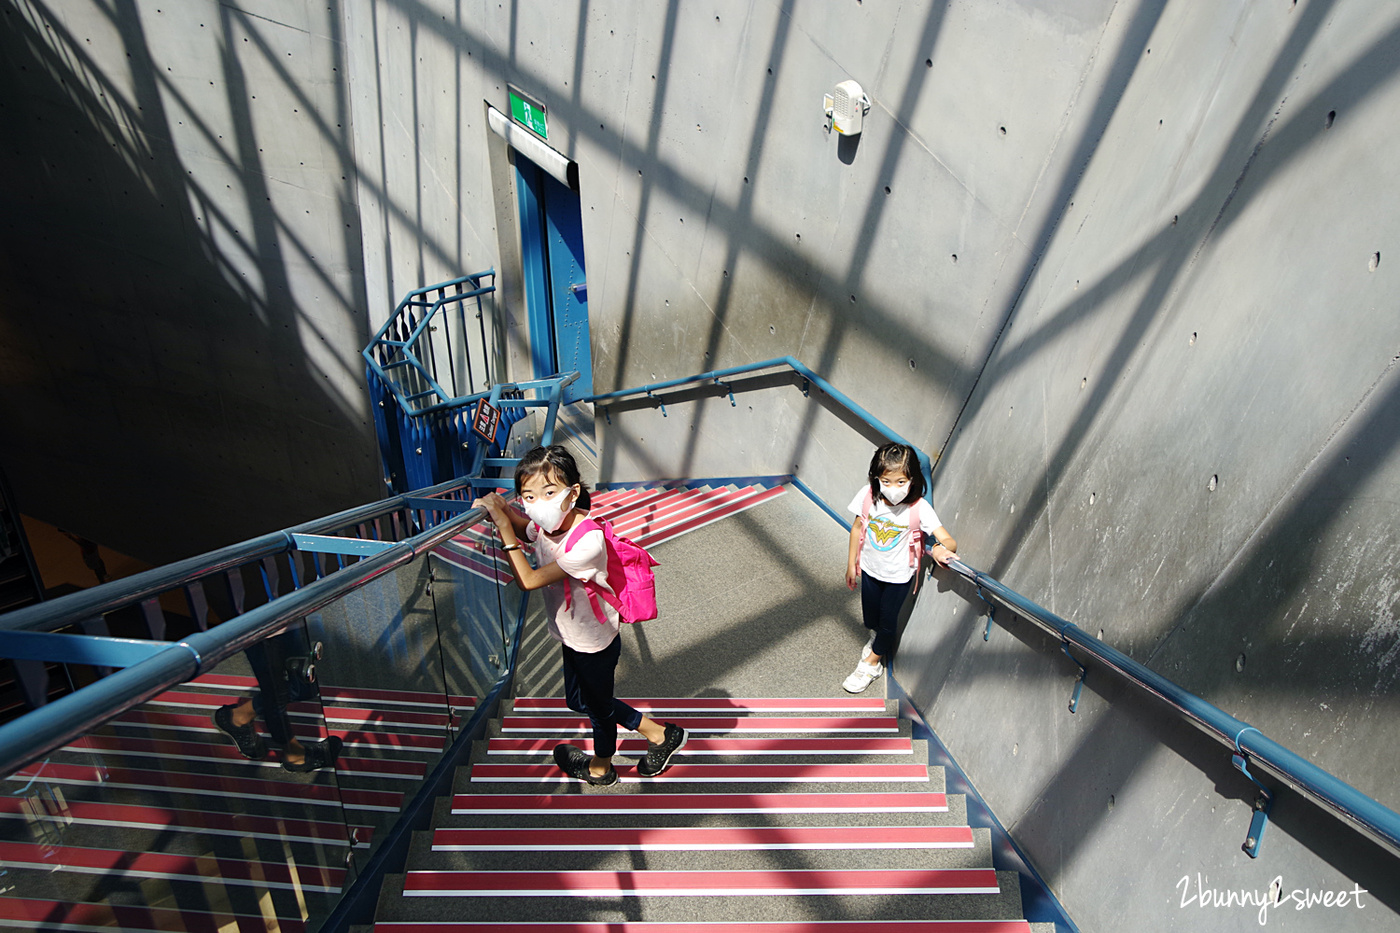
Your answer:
[563,518,660,624]
[858,487,926,592]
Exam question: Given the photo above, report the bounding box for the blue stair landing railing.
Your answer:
[586,358,1400,868]
[363,271,579,492]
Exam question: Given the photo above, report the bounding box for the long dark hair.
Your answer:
[866,442,926,507]
[513,445,592,511]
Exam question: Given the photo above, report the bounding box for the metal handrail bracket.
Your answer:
[944,556,1400,860]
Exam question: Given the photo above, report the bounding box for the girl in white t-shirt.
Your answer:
[842,443,958,692]
[474,446,686,784]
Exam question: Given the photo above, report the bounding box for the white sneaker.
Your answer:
[842,659,884,693]
[861,635,875,659]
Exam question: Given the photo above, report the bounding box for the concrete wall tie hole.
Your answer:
[1208,474,1218,492]
[1325,109,1336,129]
[1369,251,1380,272]
[1189,331,1197,346]
[1235,653,1246,673]
[769,324,775,334]
[1089,492,1096,506]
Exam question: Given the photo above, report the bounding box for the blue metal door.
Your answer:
[515,155,593,403]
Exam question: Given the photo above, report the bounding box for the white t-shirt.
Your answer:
[527,518,621,653]
[847,487,942,584]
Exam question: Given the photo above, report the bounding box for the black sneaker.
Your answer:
[553,743,619,785]
[281,736,343,773]
[212,705,268,760]
[636,722,687,777]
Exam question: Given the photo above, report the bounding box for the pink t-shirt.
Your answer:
[527,519,621,652]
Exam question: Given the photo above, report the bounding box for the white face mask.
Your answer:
[879,482,909,505]
[523,486,576,533]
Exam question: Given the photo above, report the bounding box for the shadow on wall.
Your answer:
[0,0,378,564]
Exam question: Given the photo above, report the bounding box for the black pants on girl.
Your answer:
[861,572,913,659]
[561,635,643,758]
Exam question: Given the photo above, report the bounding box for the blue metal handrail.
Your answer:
[590,358,1400,861]
[363,270,497,416]
[0,472,476,636]
[586,355,937,498]
[0,496,486,777]
[944,556,1400,859]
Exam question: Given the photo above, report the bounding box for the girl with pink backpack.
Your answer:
[473,445,686,785]
[842,443,959,693]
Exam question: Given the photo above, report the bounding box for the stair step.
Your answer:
[190,674,476,713]
[487,736,914,756]
[374,923,1032,933]
[402,867,999,898]
[450,790,948,815]
[0,795,368,846]
[430,824,975,852]
[57,733,427,780]
[632,485,788,549]
[468,762,933,784]
[0,839,345,893]
[115,708,451,754]
[0,896,311,933]
[500,715,900,734]
[6,760,403,813]
[509,696,888,714]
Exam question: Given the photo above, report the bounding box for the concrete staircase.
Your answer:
[369,696,1036,930]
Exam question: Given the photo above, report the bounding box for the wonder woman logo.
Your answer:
[866,517,904,551]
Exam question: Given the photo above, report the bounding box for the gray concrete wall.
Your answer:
[895,2,1400,929]
[0,0,380,562]
[359,1,1396,929]
[4,0,1398,927]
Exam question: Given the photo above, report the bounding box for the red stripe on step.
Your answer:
[143,690,455,727]
[403,868,998,897]
[5,761,403,812]
[608,487,752,538]
[59,734,424,778]
[0,841,344,892]
[373,923,1032,933]
[633,488,787,549]
[0,797,371,845]
[500,716,899,734]
[510,696,887,713]
[189,674,474,710]
[469,763,929,783]
[433,825,974,851]
[0,896,309,933]
[487,736,912,755]
[451,791,948,814]
[113,708,448,754]
[610,485,775,534]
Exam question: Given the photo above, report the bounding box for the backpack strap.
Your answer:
[909,499,924,593]
[562,518,623,624]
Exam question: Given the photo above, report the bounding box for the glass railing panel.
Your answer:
[0,617,353,933]
[306,552,469,878]
[427,513,522,711]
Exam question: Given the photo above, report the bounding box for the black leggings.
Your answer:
[861,572,913,660]
[561,635,644,757]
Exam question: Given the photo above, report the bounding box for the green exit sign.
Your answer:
[508,87,547,139]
